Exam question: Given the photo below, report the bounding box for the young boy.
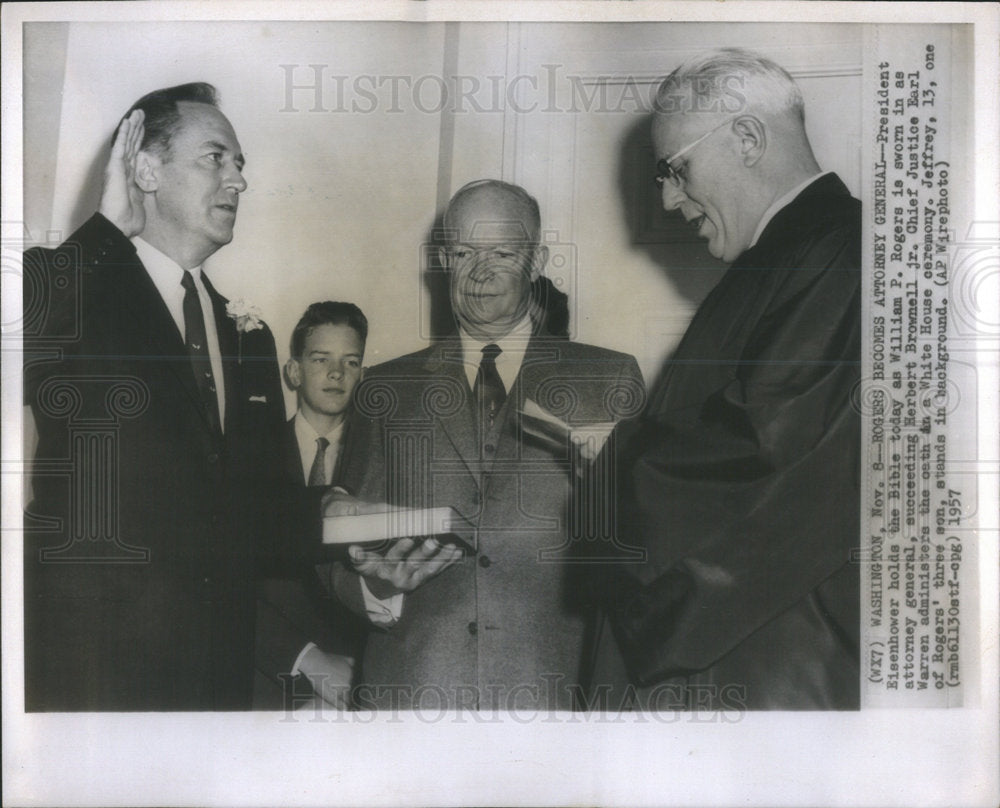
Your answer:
[254,301,369,710]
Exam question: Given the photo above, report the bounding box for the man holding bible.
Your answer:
[593,48,862,710]
[330,180,644,711]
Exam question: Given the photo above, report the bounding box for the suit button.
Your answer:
[478,555,491,568]
[467,621,478,636]
[207,452,219,464]
[484,443,495,454]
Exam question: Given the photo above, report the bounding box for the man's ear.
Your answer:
[284,358,302,391]
[530,244,549,281]
[733,115,766,167]
[134,150,161,193]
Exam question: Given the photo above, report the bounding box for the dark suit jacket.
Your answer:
[331,335,644,710]
[253,416,367,708]
[597,173,862,710]
[23,213,296,711]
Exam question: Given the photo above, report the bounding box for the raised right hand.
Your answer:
[98,109,146,237]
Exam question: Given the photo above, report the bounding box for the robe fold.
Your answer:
[598,173,862,710]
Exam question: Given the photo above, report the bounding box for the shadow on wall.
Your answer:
[70,138,110,234]
[616,112,729,309]
[616,113,730,394]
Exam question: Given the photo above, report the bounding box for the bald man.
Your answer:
[330,180,645,711]
[594,48,861,710]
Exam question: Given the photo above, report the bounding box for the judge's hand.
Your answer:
[349,537,462,600]
[297,647,354,710]
[99,109,146,237]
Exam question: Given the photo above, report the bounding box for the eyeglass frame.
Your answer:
[653,116,738,190]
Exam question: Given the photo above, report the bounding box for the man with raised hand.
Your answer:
[23,83,317,710]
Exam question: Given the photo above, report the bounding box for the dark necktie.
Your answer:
[308,436,330,487]
[473,343,506,428]
[180,270,221,434]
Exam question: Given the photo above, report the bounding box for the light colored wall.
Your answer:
[502,23,862,379]
[26,21,861,413]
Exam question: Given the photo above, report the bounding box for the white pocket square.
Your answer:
[248,395,268,403]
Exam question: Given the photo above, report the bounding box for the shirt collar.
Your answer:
[748,171,831,249]
[458,315,534,390]
[458,315,534,362]
[294,410,346,443]
[132,236,203,285]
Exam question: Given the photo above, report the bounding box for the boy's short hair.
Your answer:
[289,301,368,359]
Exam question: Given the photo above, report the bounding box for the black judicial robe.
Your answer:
[597,173,861,710]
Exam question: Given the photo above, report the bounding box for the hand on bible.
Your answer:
[349,537,462,600]
[99,109,147,237]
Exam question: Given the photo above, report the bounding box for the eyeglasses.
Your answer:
[653,116,736,189]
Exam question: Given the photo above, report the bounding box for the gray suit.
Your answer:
[333,336,644,710]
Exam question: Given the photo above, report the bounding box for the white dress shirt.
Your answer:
[459,314,534,392]
[293,411,344,486]
[133,236,226,430]
[289,411,348,677]
[749,171,831,249]
[364,316,536,627]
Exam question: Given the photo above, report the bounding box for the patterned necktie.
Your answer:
[308,436,330,487]
[473,343,506,428]
[180,270,220,434]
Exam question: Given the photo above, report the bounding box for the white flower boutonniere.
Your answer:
[226,298,264,363]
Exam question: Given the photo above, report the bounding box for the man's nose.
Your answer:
[327,364,344,379]
[462,253,493,280]
[659,181,688,212]
[225,162,247,193]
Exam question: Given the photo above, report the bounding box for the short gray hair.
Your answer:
[443,179,542,243]
[655,48,804,121]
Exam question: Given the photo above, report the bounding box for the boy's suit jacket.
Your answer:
[253,416,367,707]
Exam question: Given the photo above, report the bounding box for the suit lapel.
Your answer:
[115,253,209,425]
[422,339,479,477]
[202,272,240,435]
[284,417,306,485]
[493,336,560,463]
[331,412,352,487]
